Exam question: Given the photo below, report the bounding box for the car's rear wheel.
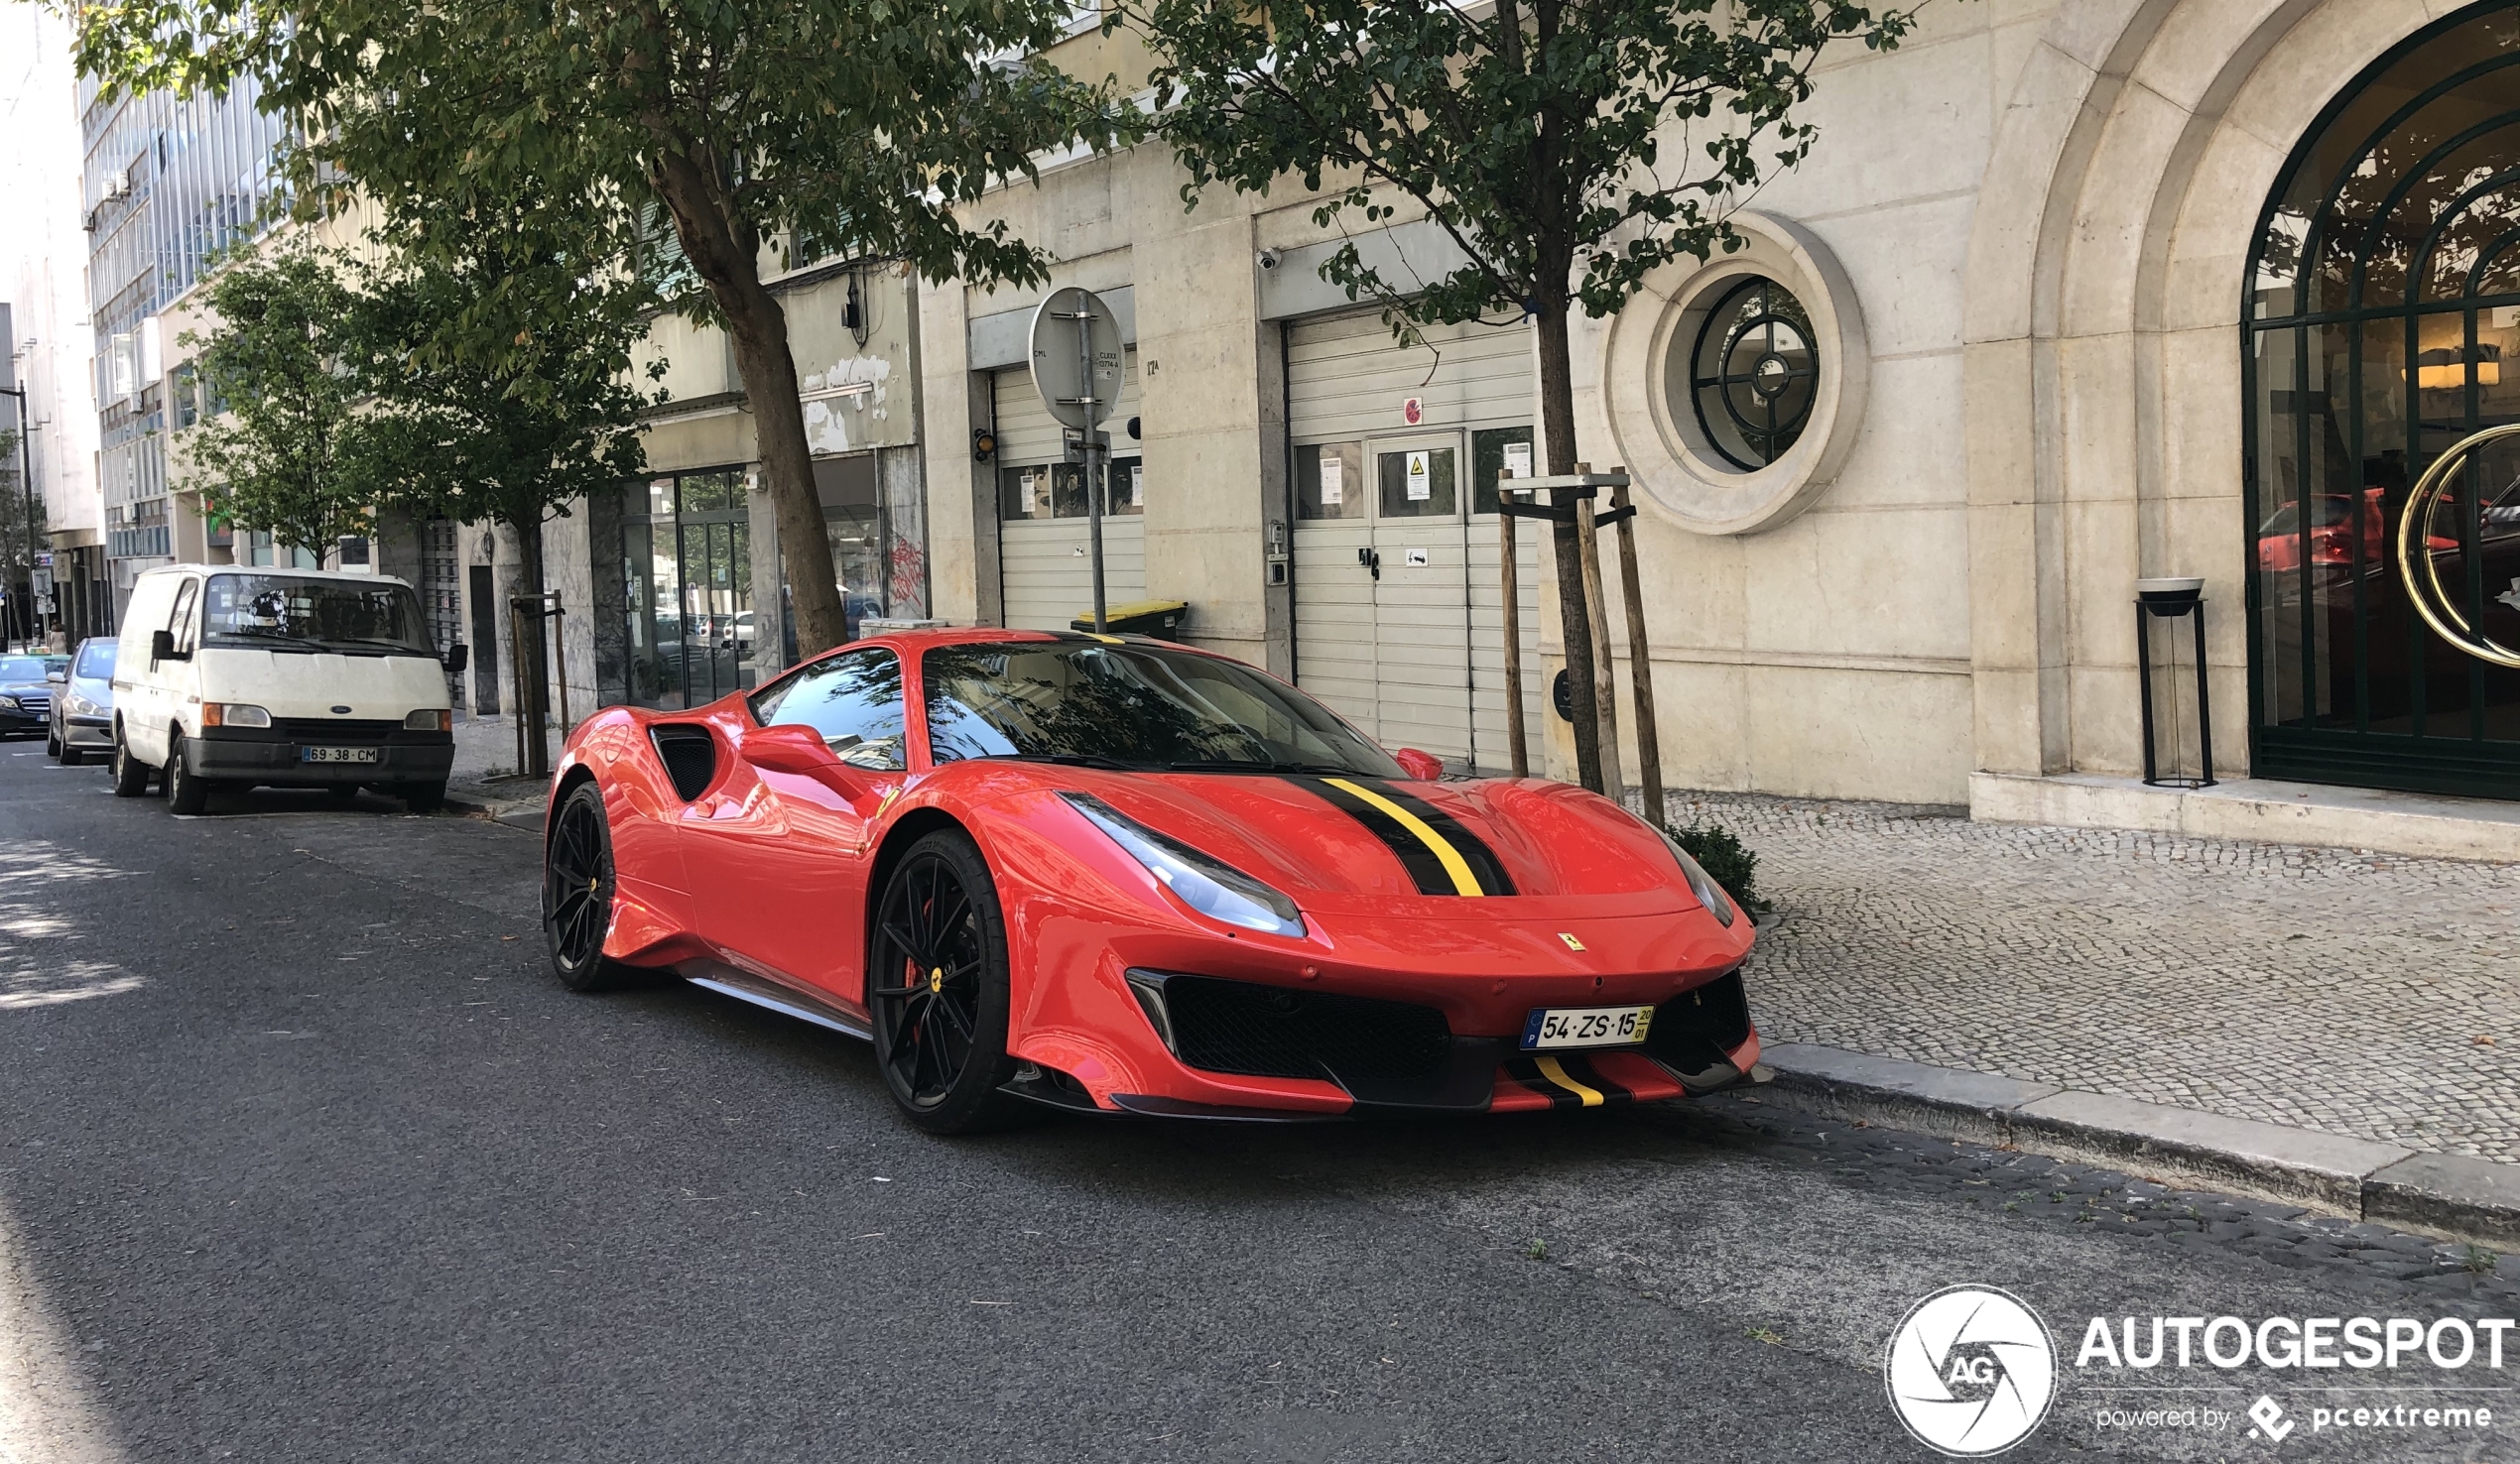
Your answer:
[867,830,1018,1135]
[543,782,625,992]
[110,726,150,797]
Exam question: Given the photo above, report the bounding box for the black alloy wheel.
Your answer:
[543,782,625,992]
[867,830,1018,1134]
[110,726,151,797]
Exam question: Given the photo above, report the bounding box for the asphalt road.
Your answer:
[4,741,2517,1463]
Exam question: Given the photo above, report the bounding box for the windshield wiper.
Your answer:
[1168,758,1361,776]
[204,631,320,653]
[314,637,433,656]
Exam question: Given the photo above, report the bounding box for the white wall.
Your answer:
[0,6,102,539]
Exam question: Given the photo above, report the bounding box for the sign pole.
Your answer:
[1077,305,1106,633]
[1498,481,1528,778]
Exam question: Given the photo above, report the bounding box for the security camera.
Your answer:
[1257,248,1282,271]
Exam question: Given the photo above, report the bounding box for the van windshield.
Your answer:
[201,574,436,657]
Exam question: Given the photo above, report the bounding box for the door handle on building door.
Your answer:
[1357,547,1381,580]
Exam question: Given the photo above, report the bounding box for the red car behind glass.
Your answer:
[540,629,1758,1133]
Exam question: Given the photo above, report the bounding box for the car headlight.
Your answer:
[0,695,18,711]
[1653,824,1737,927]
[201,703,272,728]
[67,694,99,717]
[1061,792,1308,938]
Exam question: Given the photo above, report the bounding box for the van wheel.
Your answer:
[326,784,361,806]
[110,729,151,797]
[403,781,446,814]
[166,747,211,815]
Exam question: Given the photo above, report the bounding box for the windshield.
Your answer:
[2258,498,2353,537]
[201,574,435,656]
[922,641,1404,777]
[0,658,48,682]
[74,641,117,679]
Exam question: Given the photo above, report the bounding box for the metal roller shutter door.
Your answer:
[994,353,1145,632]
[1288,312,1542,772]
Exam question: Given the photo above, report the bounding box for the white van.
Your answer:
[110,564,462,815]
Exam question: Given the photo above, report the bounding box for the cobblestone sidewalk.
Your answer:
[1659,792,2520,1164]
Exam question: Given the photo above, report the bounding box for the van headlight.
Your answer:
[404,708,449,731]
[201,703,272,728]
[1061,792,1308,938]
[1653,825,1737,927]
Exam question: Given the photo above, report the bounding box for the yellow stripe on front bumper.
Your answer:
[1323,777,1484,896]
[1534,1055,1605,1107]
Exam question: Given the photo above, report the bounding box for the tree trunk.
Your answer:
[648,146,850,658]
[1533,303,1603,793]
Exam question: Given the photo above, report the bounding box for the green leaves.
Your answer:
[180,243,376,562]
[1130,0,1918,329]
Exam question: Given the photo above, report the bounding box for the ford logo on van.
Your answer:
[331,705,352,714]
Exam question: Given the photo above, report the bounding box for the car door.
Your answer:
[138,576,200,765]
[682,647,910,1009]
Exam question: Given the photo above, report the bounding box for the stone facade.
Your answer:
[918,0,2515,814]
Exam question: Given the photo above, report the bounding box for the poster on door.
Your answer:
[1406,450,1432,501]
[1503,442,1532,480]
[1320,451,1343,506]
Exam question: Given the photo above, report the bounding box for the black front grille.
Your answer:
[276,717,402,740]
[1647,969,1752,1075]
[650,724,718,801]
[1160,975,1453,1095]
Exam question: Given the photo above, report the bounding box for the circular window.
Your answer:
[1682,277,1818,470]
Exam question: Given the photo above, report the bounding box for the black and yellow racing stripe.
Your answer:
[1292,776,1517,897]
[1504,1054,1634,1109]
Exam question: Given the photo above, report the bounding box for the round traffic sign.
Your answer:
[1028,287,1124,429]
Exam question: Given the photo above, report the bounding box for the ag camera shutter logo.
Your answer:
[1886,1285,2059,1456]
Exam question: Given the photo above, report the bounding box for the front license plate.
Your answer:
[1521,1004,1655,1050]
[300,746,381,764]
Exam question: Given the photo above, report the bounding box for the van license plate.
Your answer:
[301,746,381,764]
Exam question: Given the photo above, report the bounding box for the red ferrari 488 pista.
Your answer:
[542,629,1760,1132]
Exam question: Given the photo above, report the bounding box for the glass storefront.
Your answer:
[621,469,754,709]
[2245,2,2520,798]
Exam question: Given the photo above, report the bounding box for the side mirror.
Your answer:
[150,630,189,664]
[444,643,470,675]
[46,670,66,683]
[739,722,870,796]
[1394,748,1445,782]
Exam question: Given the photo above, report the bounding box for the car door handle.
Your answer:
[1357,548,1381,580]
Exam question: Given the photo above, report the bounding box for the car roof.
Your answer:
[843,626,1226,660]
[137,563,416,589]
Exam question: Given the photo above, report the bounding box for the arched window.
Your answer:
[2245,1,2520,799]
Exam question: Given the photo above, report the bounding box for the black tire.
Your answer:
[60,742,84,767]
[866,830,1020,1135]
[326,784,361,806]
[543,782,626,992]
[403,781,446,814]
[165,745,210,815]
[110,727,151,797]
[46,729,62,760]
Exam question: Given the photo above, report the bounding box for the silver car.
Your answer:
[47,637,116,766]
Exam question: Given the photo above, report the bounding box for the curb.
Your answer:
[444,793,545,831]
[1753,1042,2520,1249]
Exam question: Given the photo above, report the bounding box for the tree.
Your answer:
[344,209,665,606]
[180,243,379,565]
[76,0,1124,658]
[1126,0,1916,793]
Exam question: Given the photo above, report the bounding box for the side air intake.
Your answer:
[650,725,718,801]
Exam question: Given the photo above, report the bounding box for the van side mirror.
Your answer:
[444,643,470,675]
[150,630,189,664]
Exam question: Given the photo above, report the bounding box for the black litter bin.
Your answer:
[1072,599,1189,640]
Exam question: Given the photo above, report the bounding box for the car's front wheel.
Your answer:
[110,726,151,797]
[867,830,1019,1135]
[165,745,210,814]
[542,782,625,992]
[46,728,62,760]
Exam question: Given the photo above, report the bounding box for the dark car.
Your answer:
[47,637,116,765]
[0,655,66,739]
